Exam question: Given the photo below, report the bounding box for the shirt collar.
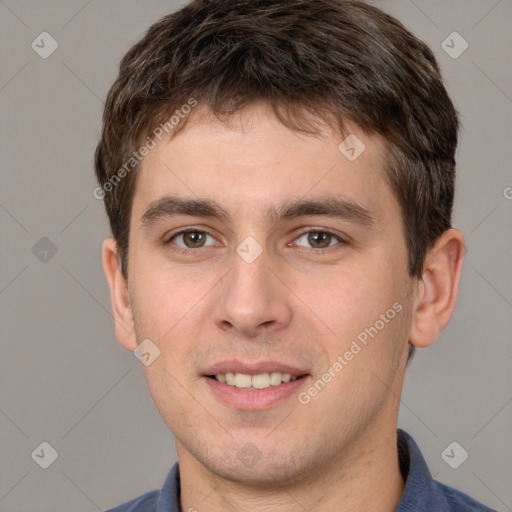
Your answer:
[395,428,451,511]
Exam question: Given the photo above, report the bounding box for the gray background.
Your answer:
[1,0,511,510]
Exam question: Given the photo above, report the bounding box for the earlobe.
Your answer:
[102,237,138,351]
[409,228,465,349]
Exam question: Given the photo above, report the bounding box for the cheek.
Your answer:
[131,264,208,334]
[302,293,409,425]
[141,359,200,441]
[314,262,405,343]
[130,263,224,379]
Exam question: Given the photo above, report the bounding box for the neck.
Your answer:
[177,420,405,512]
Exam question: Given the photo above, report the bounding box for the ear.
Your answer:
[409,228,465,348]
[102,237,138,351]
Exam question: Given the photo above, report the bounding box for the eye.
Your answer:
[293,230,343,250]
[167,230,217,250]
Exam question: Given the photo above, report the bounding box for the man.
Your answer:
[95,0,495,510]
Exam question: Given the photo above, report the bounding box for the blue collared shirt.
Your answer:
[105,429,496,511]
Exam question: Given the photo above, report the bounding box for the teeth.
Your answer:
[214,372,298,389]
[270,371,282,386]
[252,373,270,389]
[234,373,252,388]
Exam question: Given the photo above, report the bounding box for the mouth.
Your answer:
[207,371,301,390]
[202,361,310,410]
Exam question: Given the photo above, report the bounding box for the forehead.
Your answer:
[131,105,397,225]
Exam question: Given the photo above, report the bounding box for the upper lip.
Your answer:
[203,360,310,377]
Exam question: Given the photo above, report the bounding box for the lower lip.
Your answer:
[203,376,309,410]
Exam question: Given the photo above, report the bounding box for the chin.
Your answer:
[193,442,316,488]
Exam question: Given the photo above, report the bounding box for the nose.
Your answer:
[212,247,293,339]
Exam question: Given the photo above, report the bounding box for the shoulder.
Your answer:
[396,429,496,512]
[104,490,159,512]
[436,481,497,512]
[103,462,180,511]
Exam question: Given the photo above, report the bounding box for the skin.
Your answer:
[103,104,465,512]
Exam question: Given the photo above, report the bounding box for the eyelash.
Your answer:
[164,228,347,255]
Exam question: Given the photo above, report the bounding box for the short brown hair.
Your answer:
[95,0,459,284]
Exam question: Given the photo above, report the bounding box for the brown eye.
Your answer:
[308,232,332,248]
[295,231,340,250]
[170,230,215,249]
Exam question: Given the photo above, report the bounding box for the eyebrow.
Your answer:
[140,195,375,229]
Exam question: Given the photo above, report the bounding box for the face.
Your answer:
[123,105,416,485]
